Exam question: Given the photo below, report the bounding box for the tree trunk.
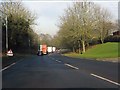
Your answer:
[73,41,75,52]
[78,41,81,54]
[82,40,85,53]
[73,46,75,52]
[100,38,104,44]
[79,47,81,54]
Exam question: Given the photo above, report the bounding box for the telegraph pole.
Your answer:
[5,15,8,51]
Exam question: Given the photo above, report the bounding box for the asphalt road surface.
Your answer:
[2,53,119,88]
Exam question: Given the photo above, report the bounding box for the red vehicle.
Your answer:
[37,44,48,56]
[42,44,47,55]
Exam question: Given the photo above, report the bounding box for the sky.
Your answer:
[22,0,118,36]
[23,1,72,36]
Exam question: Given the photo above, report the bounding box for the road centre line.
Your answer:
[49,57,61,63]
[50,57,119,86]
[55,60,58,62]
[65,63,79,70]
[57,60,61,63]
[91,73,120,86]
[2,56,119,87]
[55,60,61,63]
[0,63,16,72]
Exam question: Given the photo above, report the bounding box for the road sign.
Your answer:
[7,49,13,56]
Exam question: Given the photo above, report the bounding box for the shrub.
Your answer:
[89,38,100,45]
[104,35,120,42]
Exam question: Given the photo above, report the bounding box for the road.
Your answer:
[2,53,119,88]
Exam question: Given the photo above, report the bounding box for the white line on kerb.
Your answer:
[0,63,16,72]
[65,63,79,70]
[91,73,120,86]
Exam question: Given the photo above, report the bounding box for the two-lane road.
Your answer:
[2,53,119,88]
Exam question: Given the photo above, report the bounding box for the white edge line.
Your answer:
[91,73,120,86]
[0,63,16,72]
[65,63,79,70]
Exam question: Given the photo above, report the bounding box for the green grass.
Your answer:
[64,42,119,59]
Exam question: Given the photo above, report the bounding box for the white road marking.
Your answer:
[0,63,16,72]
[91,73,120,86]
[65,63,79,70]
[57,60,61,63]
[56,60,61,63]
[49,57,61,63]
[55,60,58,61]
[112,61,117,63]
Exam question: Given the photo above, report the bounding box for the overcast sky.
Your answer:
[22,0,119,36]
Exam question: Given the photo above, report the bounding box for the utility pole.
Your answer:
[5,16,8,51]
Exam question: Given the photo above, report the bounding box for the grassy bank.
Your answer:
[64,42,119,59]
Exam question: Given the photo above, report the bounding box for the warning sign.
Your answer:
[7,49,13,56]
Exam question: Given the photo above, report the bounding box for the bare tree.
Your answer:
[93,4,112,43]
[56,1,113,53]
[58,2,96,53]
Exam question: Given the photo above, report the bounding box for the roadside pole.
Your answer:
[5,16,8,52]
[0,10,14,56]
[0,9,2,90]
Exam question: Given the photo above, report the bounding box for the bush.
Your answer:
[89,38,100,45]
[104,35,120,42]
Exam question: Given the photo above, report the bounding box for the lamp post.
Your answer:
[5,15,8,51]
[0,10,8,52]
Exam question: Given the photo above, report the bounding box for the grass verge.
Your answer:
[64,42,119,61]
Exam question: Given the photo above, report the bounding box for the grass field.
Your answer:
[64,42,119,59]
